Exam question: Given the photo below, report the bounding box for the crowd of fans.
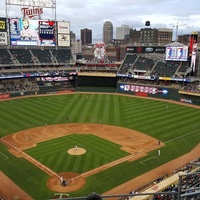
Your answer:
[0,195,6,200]
[179,83,200,93]
[0,78,39,94]
[78,58,115,64]
[125,158,200,200]
[152,169,200,200]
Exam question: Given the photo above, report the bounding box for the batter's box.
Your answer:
[0,152,9,160]
[140,156,158,165]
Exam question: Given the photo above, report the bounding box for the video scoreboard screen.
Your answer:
[165,46,188,61]
[9,18,56,46]
[9,18,39,46]
[39,20,55,46]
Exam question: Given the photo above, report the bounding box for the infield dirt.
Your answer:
[0,95,200,199]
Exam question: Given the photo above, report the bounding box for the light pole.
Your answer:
[173,22,187,41]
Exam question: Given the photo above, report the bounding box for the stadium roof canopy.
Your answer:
[165,41,186,47]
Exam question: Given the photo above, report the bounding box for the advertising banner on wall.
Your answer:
[126,46,166,54]
[119,84,169,96]
[0,94,10,99]
[119,84,158,94]
[0,18,8,45]
[57,34,70,47]
[0,32,8,45]
[189,32,198,72]
[57,21,70,34]
[0,18,7,32]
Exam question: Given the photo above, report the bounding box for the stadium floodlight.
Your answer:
[6,0,56,8]
[172,22,187,41]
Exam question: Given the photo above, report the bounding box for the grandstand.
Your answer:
[1,2,200,199]
[1,41,200,199]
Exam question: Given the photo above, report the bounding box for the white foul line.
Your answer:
[165,129,200,144]
[0,152,9,160]
[140,156,158,165]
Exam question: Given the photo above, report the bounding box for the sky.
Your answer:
[1,0,200,42]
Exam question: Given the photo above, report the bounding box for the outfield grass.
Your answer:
[0,93,200,199]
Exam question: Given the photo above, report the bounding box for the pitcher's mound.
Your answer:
[46,172,86,192]
[67,147,86,155]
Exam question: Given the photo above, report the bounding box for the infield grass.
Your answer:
[24,134,130,173]
[0,93,200,199]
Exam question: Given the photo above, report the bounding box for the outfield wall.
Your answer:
[1,76,200,106]
[116,82,200,106]
[77,76,200,106]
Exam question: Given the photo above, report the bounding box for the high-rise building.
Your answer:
[70,31,76,42]
[81,28,92,45]
[116,25,131,40]
[103,21,113,44]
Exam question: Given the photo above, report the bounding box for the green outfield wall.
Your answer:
[77,76,200,106]
[4,76,200,106]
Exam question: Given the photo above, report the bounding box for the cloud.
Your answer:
[0,0,200,41]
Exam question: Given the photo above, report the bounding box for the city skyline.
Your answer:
[1,0,200,42]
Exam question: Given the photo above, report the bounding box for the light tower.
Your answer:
[173,22,187,41]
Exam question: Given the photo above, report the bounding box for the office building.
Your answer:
[103,21,113,44]
[129,28,173,45]
[116,25,131,40]
[81,28,92,45]
[158,28,173,44]
[70,31,76,42]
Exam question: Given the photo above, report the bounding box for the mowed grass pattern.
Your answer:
[0,93,200,199]
[24,134,129,173]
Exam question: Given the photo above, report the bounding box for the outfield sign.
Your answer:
[0,94,10,99]
[180,98,193,104]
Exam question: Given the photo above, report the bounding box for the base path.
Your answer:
[1,93,200,198]
[103,143,200,199]
[2,123,160,195]
[1,122,200,198]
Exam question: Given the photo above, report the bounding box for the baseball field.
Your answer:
[0,93,200,199]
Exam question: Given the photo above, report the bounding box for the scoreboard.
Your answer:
[8,18,70,46]
[39,20,55,46]
[9,18,39,46]
[165,46,188,61]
